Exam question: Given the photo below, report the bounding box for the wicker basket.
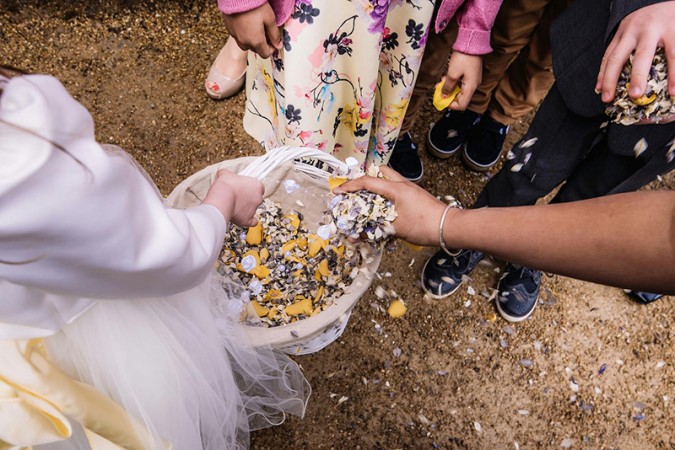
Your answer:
[165,147,381,354]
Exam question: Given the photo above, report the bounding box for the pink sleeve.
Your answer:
[217,0,293,26]
[217,0,268,15]
[453,0,503,55]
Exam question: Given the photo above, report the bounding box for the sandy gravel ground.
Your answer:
[3,1,673,448]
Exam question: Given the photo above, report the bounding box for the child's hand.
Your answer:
[442,52,482,110]
[333,166,450,247]
[203,169,264,227]
[221,3,282,58]
[596,2,675,103]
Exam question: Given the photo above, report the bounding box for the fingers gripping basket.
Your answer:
[166,147,382,355]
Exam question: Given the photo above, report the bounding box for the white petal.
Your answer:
[634,138,648,157]
[666,139,675,163]
[511,163,524,172]
[520,137,538,148]
[561,438,575,448]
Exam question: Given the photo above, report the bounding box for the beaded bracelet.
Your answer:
[439,197,463,257]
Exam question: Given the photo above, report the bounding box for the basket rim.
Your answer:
[165,156,381,348]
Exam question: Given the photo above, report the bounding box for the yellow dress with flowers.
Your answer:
[244,0,437,168]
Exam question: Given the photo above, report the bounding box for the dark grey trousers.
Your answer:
[474,83,675,208]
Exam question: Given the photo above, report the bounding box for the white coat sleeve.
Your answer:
[0,75,227,299]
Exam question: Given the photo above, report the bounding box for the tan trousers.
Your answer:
[401,0,572,131]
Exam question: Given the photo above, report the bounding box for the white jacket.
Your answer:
[0,75,226,339]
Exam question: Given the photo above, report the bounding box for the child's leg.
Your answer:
[474,84,603,208]
[553,122,675,202]
[399,25,456,135]
[488,0,572,125]
[469,0,555,115]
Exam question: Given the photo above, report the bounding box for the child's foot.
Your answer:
[462,114,509,172]
[427,109,481,159]
[388,132,424,182]
[205,38,247,100]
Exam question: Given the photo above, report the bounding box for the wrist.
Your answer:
[438,199,463,255]
[202,182,236,222]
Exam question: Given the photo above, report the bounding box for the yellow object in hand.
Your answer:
[626,82,657,106]
[433,81,461,111]
[328,176,349,190]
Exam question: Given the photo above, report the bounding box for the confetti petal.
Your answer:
[634,138,648,157]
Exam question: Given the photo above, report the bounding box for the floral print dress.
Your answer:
[244,0,437,167]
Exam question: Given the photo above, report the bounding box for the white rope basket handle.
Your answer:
[211,146,350,182]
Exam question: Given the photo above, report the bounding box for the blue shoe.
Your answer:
[496,263,541,322]
[421,249,484,299]
[427,110,481,159]
[462,115,509,172]
[388,132,424,182]
[625,290,663,304]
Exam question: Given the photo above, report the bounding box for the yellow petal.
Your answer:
[632,93,657,106]
[330,245,345,257]
[245,222,264,246]
[284,213,301,230]
[387,299,407,318]
[433,81,461,111]
[281,240,297,257]
[626,82,658,106]
[267,308,279,319]
[308,234,327,257]
[285,298,313,316]
[296,237,308,251]
[328,177,349,190]
[251,300,270,317]
[264,289,283,301]
[318,259,330,277]
[402,240,425,251]
[252,265,271,279]
[259,247,270,262]
[313,286,325,304]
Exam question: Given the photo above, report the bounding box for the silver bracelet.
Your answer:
[439,197,463,257]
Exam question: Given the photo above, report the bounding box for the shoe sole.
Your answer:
[387,163,424,184]
[426,127,462,160]
[461,148,499,173]
[420,257,463,300]
[495,296,538,322]
[408,164,424,184]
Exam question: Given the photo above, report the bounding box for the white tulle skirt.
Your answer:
[41,271,310,449]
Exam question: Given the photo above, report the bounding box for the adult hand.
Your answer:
[221,3,282,58]
[203,169,264,227]
[596,1,675,103]
[442,52,482,110]
[333,166,451,247]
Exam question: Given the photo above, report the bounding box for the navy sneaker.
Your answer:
[625,290,663,304]
[463,115,509,172]
[427,109,481,159]
[388,132,424,182]
[421,249,484,299]
[495,263,541,322]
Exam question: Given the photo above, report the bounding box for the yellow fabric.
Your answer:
[0,339,166,450]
